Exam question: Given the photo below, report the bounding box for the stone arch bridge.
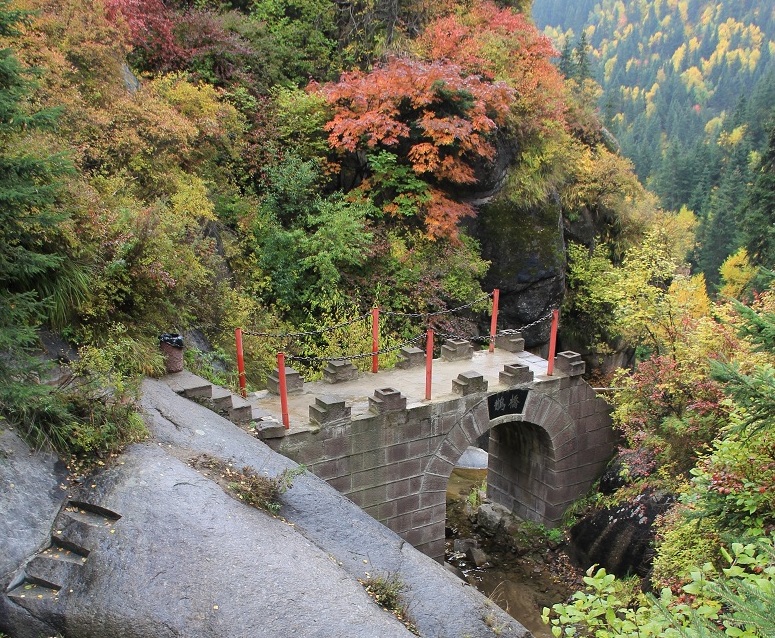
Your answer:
[249,339,615,561]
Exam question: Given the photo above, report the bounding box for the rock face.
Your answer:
[569,490,675,578]
[1,379,530,638]
[0,428,70,638]
[3,445,414,638]
[469,196,565,347]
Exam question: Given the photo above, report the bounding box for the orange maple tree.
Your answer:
[414,2,566,135]
[315,56,514,240]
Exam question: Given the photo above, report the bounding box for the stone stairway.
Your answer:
[7,501,120,612]
[160,370,286,439]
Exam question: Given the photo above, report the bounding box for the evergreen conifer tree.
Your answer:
[573,31,592,82]
[0,1,71,400]
[740,122,775,270]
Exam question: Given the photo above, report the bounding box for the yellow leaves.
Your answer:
[153,73,220,119]
[604,56,618,83]
[561,143,645,228]
[645,82,660,111]
[643,206,697,267]
[719,125,748,149]
[677,0,688,23]
[669,274,711,321]
[151,73,242,141]
[671,44,686,72]
[680,66,710,103]
[719,249,756,300]
[169,173,216,224]
[704,116,724,136]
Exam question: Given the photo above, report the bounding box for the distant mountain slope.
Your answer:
[532,0,775,286]
[533,0,775,169]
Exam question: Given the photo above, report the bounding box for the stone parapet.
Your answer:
[452,371,488,396]
[440,339,474,362]
[369,387,407,414]
[266,367,304,395]
[396,346,425,369]
[554,351,586,377]
[309,396,351,425]
[495,333,525,353]
[499,363,533,386]
[323,359,358,383]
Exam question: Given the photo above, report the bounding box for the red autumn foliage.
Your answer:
[316,56,514,239]
[103,0,185,71]
[415,2,566,134]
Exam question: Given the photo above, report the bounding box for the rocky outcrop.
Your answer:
[1,380,530,638]
[469,196,565,347]
[3,444,415,638]
[568,490,675,578]
[0,428,70,638]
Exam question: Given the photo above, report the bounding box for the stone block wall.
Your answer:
[271,370,614,561]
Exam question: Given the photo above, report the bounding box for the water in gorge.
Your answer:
[445,464,582,638]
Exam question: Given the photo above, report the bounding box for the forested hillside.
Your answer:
[1,0,658,453]
[3,1,775,636]
[534,0,775,287]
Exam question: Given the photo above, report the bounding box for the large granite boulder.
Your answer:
[568,489,675,578]
[2,443,414,638]
[1,380,530,638]
[0,428,70,637]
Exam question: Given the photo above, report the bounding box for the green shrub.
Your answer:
[191,454,305,514]
[651,505,722,590]
[1,325,154,460]
[359,573,417,633]
[543,541,775,638]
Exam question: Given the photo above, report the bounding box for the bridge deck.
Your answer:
[250,348,551,433]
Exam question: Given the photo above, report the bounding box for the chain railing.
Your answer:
[234,289,560,425]
[241,310,373,339]
[285,333,427,364]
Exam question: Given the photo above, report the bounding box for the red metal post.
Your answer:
[425,329,434,401]
[489,288,500,353]
[235,328,247,398]
[547,309,559,376]
[371,307,380,374]
[277,352,290,429]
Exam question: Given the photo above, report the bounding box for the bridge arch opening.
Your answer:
[486,419,556,523]
[417,389,582,560]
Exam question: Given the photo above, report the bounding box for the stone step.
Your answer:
[24,554,81,591]
[228,394,253,423]
[63,501,121,525]
[163,369,278,428]
[7,577,61,607]
[253,416,287,440]
[161,370,213,399]
[210,386,234,411]
[251,405,272,421]
[183,382,214,400]
[51,502,121,553]
[39,537,90,564]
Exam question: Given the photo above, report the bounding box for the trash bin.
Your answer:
[159,333,184,373]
